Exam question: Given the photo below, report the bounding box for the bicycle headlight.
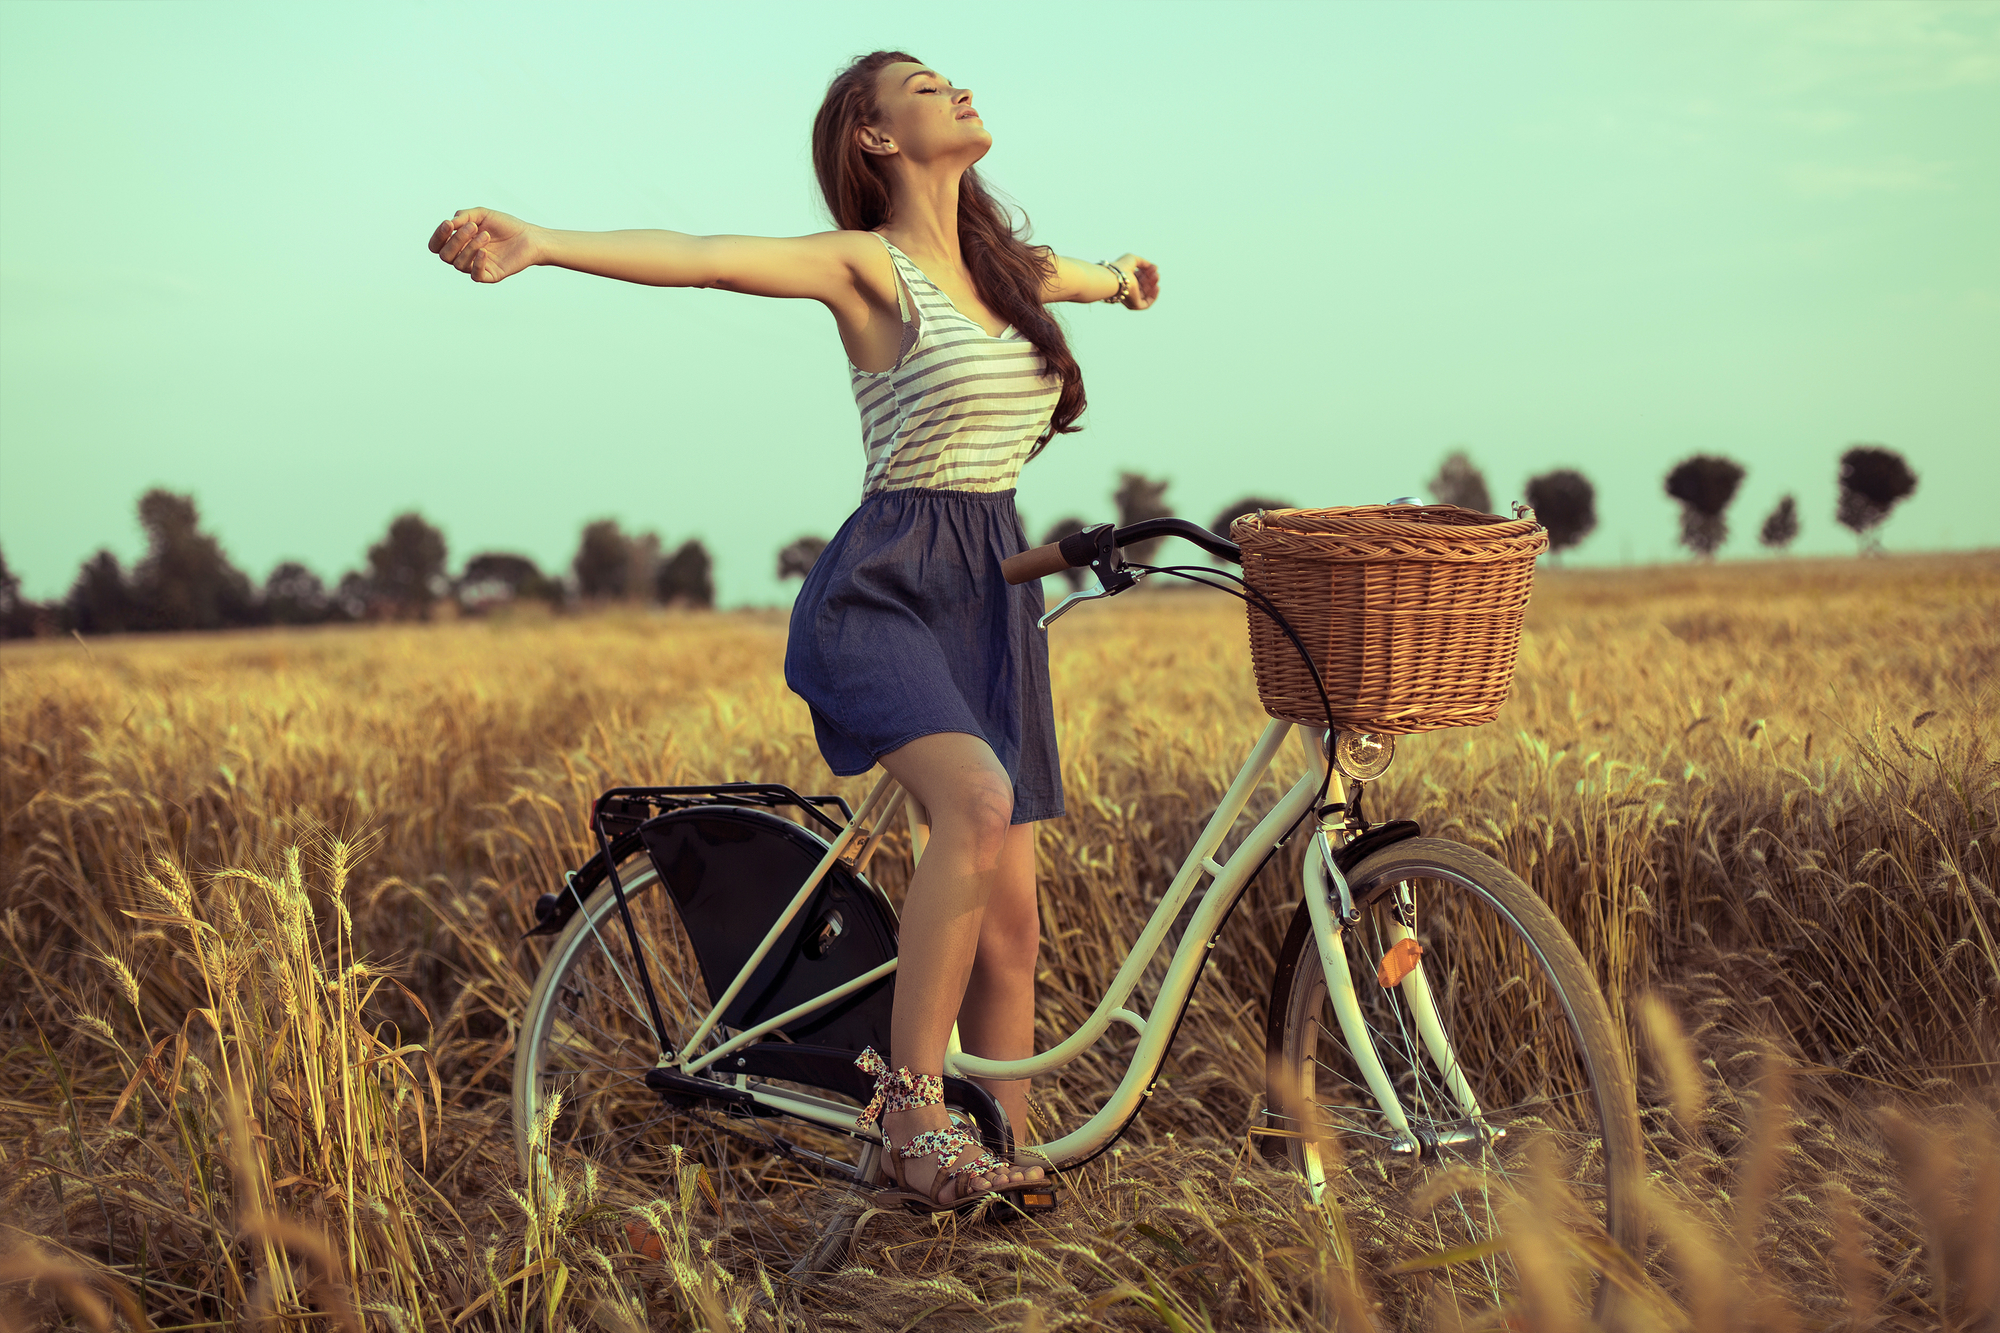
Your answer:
[1328,730,1397,782]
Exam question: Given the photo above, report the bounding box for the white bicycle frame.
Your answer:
[635,717,1488,1172]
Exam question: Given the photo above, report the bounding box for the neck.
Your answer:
[880,164,965,264]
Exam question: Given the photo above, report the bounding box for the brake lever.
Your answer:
[1035,523,1144,631]
[1037,585,1104,629]
[1037,574,1145,629]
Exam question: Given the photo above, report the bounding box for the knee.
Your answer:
[939,772,1015,870]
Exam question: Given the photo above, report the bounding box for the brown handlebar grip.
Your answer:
[1002,542,1072,586]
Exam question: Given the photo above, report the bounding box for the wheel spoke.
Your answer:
[568,874,666,1039]
[1272,840,1643,1314]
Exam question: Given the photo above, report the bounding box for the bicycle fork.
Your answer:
[1303,824,1492,1172]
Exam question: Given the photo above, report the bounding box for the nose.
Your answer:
[953,85,973,104]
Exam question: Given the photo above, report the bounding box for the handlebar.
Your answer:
[1001,518,1241,586]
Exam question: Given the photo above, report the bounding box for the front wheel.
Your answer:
[1265,837,1644,1312]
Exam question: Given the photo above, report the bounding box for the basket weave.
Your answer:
[1231,505,1548,734]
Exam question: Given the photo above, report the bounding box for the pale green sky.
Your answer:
[3,2,1996,606]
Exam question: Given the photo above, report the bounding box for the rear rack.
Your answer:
[592,783,857,841]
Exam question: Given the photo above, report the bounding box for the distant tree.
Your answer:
[1664,454,1746,559]
[455,552,559,612]
[1426,451,1491,513]
[656,540,715,607]
[333,570,373,622]
[1041,516,1088,545]
[777,536,828,580]
[366,512,448,618]
[1523,469,1597,564]
[67,550,139,634]
[262,561,332,625]
[0,545,42,638]
[1209,496,1294,540]
[1758,495,1800,553]
[1836,445,1918,554]
[130,489,257,630]
[627,531,662,604]
[1039,516,1090,591]
[573,520,632,599]
[1114,471,1173,564]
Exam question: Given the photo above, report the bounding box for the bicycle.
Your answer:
[510,513,1646,1309]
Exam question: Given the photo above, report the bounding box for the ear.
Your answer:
[856,123,897,158]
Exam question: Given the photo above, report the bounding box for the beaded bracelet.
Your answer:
[1100,262,1130,305]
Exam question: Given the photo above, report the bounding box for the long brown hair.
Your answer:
[812,50,1084,456]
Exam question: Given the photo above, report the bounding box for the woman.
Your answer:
[430,50,1158,1213]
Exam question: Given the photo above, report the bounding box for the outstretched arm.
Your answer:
[1043,253,1160,309]
[428,208,877,304]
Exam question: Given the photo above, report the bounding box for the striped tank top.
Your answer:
[852,235,1060,496]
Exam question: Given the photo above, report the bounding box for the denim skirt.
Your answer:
[784,487,1064,825]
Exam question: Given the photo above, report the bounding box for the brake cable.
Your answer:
[1122,559,1341,825]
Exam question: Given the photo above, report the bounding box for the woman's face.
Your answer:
[867,62,990,166]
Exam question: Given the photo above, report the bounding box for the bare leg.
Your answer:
[956,821,1041,1150]
[873,733,1045,1202]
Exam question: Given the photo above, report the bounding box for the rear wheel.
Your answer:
[513,844,875,1285]
[1266,837,1644,1315]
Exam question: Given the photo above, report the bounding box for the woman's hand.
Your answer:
[429,208,542,283]
[1108,253,1160,311]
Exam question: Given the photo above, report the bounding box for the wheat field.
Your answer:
[2,553,1995,1331]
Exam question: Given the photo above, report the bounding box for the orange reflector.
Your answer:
[1377,937,1424,987]
[1020,1193,1055,1208]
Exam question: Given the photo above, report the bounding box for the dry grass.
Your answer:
[2,552,1996,1330]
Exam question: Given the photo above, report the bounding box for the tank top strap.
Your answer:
[871,232,910,324]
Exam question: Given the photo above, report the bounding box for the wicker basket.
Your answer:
[1231,505,1548,734]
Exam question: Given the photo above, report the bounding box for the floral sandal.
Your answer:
[854,1048,1059,1218]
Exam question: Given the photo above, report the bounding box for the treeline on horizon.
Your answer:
[1033,441,1919,588]
[0,443,1919,640]
[0,496,716,640]
[1414,440,1919,567]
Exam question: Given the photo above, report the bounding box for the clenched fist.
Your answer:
[429,208,541,283]
[1107,253,1160,311]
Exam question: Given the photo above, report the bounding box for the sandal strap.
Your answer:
[853,1047,943,1133]
[899,1125,1007,1188]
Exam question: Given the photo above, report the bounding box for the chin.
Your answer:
[950,131,991,168]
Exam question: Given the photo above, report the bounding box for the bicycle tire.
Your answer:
[513,839,881,1284]
[1265,836,1644,1314]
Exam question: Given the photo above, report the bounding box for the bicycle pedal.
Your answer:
[989,1189,1059,1222]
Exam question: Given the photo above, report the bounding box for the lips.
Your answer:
[957,107,980,120]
